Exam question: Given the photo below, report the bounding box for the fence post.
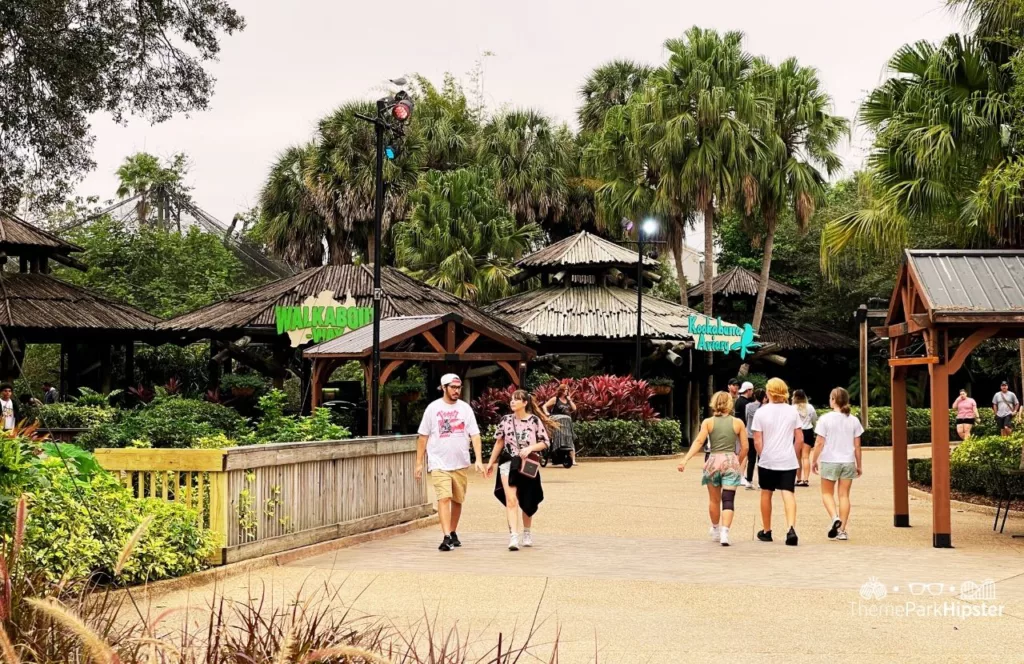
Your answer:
[207,471,230,565]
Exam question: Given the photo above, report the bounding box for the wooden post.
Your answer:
[207,340,222,392]
[124,341,135,391]
[207,471,229,565]
[859,315,869,430]
[99,344,113,394]
[59,342,67,401]
[929,359,952,548]
[891,365,909,527]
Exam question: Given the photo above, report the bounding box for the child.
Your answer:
[811,387,863,541]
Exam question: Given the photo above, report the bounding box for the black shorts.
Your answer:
[757,467,797,492]
[956,418,975,425]
[997,415,1015,430]
[802,428,816,446]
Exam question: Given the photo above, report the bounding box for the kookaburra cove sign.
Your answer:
[687,315,761,359]
[275,290,373,347]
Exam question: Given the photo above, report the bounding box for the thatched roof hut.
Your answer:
[687,265,800,301]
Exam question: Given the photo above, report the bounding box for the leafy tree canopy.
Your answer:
[1,0,244,210]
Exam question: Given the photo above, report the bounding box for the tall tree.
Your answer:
[115,152,191,226]
[394,168,539,303]
[258,145,326,269]
[745,58,847,339]
[578,60,655,134]
[0,0,243,210]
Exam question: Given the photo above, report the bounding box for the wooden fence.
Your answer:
[94,435,431,565]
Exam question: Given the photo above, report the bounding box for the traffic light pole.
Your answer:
[370,99,386,437]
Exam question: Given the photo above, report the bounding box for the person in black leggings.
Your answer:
[744,389,767,489]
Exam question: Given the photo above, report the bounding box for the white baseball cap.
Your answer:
[440,373,462,387]
[740,381,754,393]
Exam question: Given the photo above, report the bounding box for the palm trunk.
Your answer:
[670,220,687,304]
[703,203,715,410]
[739,214,777,378]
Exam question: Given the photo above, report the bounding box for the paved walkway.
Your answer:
[152,447,1024,662]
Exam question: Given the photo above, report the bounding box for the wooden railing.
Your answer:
[94,435,431,565]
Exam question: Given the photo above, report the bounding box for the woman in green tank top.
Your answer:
[678,391,749,546]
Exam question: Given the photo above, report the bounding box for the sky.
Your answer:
[76,0,963,248]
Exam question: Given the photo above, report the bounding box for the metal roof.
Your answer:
[303,315,443,356]
[907,250,1024,314]
[516,231,658,270]
[486,284,701,340]
[687,266,800,300]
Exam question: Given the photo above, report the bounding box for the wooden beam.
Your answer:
[497,361,520,386]
[454,332,480,354]
[946,326,999,375]
[377,351,525,361]
[379,360,405,386]
[891,364,909,527]
[421,330,446,354]
[446,321,456,353]
[929,361,952,548]
[888,356,939,367]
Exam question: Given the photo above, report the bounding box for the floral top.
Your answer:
[496,413,550,457]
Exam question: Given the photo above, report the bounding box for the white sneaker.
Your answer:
[709,526,720,542]
[522,531,533,547]
[740,477,751,488]
[745,482,757,491]
[836,531,849,541]
[508,533,519,551]
[720,528,730,546]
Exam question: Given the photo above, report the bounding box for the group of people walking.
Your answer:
[951,381,1020,440]
[680,377,863,546]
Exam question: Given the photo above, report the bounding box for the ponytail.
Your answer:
[830,387,852,416]
[513,389,561,433]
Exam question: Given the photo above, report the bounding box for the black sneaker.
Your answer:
[786,527,799,546]
[438,536,452,552]
[757,530,773,542]
[449,531,462,548]
[828,518,842,540]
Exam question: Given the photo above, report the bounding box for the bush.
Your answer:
[473,375,658,426]
[909,458,932,485]
[17,456,215,585]
[861,426,938,446]
[78,397,247,450]
[573,419,681,457]
[247,389,351,443]
[36,403,116,429]
[220,372,268,392]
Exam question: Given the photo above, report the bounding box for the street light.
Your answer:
[355,85,414,436]
[635,218,658,379]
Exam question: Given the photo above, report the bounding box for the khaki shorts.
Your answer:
[430,468,468,503]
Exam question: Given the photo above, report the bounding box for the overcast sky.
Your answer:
[76,0,962,245]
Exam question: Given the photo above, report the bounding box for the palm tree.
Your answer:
[578,60,654,134]
[258,144,326,269]
[115,152,189,226]
[394,167,539,303]
[746,58,848,337]
[409,74,480,171]
[476,109,571,231]
[643,27,763,317]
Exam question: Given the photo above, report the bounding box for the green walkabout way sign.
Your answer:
[687,315,761,359]
[275,290,373,347]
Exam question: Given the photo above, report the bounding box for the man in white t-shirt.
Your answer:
[415,373,484,552]
[751,377,801,546]
[0,383,19,431]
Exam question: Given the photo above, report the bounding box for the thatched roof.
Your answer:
[758,315,857,351]
[687,266,800,300]
[516,231,658,271]
[158,264,530,345]
[0,211,81,254]
[0,272,159,331]
[486,284,700,340]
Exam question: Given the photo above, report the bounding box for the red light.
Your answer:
[392,100,411,121]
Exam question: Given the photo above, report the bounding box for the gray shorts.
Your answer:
[821,461,857,481]
[499,461,512,478]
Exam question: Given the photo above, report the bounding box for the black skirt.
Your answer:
[494,455,544,517]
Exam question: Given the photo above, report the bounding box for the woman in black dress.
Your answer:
[543,384,577,466]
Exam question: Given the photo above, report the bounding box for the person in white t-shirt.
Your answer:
[0,383,19,431]
[751,377,801,546]
[415,373,484,552]
[811,387,864,541]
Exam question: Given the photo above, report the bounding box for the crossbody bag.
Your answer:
[510,417,541,479]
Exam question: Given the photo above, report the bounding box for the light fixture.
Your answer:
[642,218,658,236]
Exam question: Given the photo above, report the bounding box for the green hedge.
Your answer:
[573,419,681,457]
[77,397,247,450]
[907,435,1024,496]
[36,403,116,429]
[852,407,999,438]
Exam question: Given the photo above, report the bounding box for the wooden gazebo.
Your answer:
[304,313,536,433]
[877,249,1024,548]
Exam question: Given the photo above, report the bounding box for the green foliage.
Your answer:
[525,371,555,392]
[647,377,674,387]
[221,373,268,392]
[248,390,351,443]
[573,419,681,456]
[909,457,932,485]
[134,343,211,395]
[73,387,120,407]
[395,167,540,304]
[949,434,1024,495]
[79,397,246,450]
[36,403,116,429]
[0,0,243,210]
[384,365,426,397]
[58,215,263,319]
[192,433,237,449]
[20,462,214,585]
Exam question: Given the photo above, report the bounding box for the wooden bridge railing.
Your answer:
[94,435,431,565]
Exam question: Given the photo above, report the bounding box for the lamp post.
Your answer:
[635,218,659,380]
[356,87,413,436]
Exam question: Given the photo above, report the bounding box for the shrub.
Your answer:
[909,458,932,485]
[19,460,214,585]
[473,375,657,426]
[861,426,938,446]
[79,397,247,449]
[247,389,351,443]
[573,419,681,457]
[36,403,116,429]
[220,372,268,392]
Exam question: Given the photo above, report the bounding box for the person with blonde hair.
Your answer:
[678,391,748,546]
[792,389,817,487]
[751,377,801,545]
[486,389,557,551]
[812,387,863,541]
